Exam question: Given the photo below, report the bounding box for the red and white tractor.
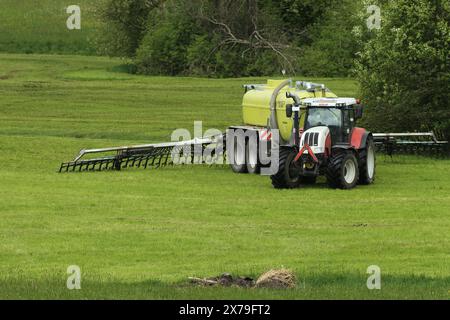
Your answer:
[270,94,376,189]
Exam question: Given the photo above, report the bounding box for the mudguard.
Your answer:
[351,128,372,150]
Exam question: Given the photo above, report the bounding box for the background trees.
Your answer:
[96,0,347,76]
[355,0,450,139]
[95,0,163,57]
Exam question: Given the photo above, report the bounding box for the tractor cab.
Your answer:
[301,98,363,145]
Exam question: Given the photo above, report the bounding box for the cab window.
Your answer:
[305,108,341,129]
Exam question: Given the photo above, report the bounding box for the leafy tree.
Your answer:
[299,0,361,77]
[95,0,163,57]
[264,0,335,43]
[135,1,204,75]
[355,0,450,139]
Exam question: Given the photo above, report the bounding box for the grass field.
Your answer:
[0,0,96,54]
[0,53,449,299]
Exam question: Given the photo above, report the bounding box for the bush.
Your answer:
[95,0,161,57]
[136,20,196,75]
[186,35,217,76]
[298,0,361,77]
[355,0,450,139]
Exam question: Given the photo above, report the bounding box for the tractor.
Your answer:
[271,94,376,189]
[60,79,383,191]
[228,79,376,189]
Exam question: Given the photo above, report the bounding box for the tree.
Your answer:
[355,0,450,139]
[136,1,200,75]
[298,0,361,77]
[95,0,164,57]
[193,0,299,74]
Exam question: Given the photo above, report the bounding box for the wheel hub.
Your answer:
[344,159,356,184]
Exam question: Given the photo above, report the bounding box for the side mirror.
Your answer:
[354,104,364,119]
[286,104,293,118]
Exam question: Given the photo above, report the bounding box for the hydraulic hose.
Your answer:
[269,79,291,133]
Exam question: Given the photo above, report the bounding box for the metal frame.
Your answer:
[59,136,225,173]
[373,132,448,144]
[373,132,448,156]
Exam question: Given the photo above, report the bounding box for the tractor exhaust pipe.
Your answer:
[286,92,302,148]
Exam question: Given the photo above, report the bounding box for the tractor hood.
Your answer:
[300,126,330,155]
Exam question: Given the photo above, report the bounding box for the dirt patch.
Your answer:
[189,269,296,289]
[189,273,254,288]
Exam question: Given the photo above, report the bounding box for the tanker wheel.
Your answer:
[271,148,302,189]
[326,151,359,189]
[229,136,247,174]
[246,140,260,174]
[358,138,376,185]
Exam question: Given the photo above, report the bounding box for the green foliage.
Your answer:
[245,51,282,76]
[134,0,289,77]
[136,19,198,75]
[95,0,162,57]
[262,0,335,44]
[100,0,354,77]
[186,35,218,75]
[355,0,450,139]
[299,0,361,77]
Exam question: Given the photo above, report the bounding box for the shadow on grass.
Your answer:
[0,273,448,300]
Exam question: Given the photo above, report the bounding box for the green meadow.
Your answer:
[0,54,449,299]
[0,0,96,54]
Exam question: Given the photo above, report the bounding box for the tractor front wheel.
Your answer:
[326,152,360,189]
[271,148,302,189]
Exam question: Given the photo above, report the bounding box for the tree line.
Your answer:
[95,0,357,77]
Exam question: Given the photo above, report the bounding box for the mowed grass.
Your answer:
[0,53,449,299]
[0,0,96,54]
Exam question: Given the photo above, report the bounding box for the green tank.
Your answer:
[242,79,337,141]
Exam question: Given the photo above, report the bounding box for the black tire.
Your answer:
[229,136,247,174]
[271,148,302,189]
[246,140,260,174]
[358,138,376,185]
[326,151,360,189]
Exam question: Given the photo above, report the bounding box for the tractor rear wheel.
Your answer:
[358,138,376,185]
[271,148,302,189]
[326,151,359,189]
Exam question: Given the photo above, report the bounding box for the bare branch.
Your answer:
[196,0,297,73]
